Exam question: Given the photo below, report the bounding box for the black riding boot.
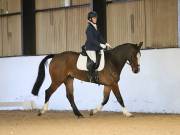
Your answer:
[87,62,98,83]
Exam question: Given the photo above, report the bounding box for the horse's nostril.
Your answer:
[133,68,139,73]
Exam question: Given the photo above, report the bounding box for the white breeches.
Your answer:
[86,50,96,63]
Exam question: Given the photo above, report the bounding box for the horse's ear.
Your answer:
[138,42,143,49]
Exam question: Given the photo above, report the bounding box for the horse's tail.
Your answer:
[31,54,55,96]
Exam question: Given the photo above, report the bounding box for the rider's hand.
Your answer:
[106,43,112,48]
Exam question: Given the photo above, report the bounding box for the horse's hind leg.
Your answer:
[90,86,111,116]
[64,77,83,118]
[111,83,133,117]
[38,82,60,116]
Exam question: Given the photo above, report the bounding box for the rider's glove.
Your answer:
[100,43,106,49]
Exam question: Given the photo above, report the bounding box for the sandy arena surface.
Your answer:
[0,110,180,135]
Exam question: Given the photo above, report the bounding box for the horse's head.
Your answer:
[127,42,143,73]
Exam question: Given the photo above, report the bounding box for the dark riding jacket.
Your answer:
[84,23,106,51]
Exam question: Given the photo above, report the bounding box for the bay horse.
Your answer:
[31,42,143,118]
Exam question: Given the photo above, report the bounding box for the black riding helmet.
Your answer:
[88,11,98,21]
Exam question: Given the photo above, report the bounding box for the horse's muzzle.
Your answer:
[133,66,140,73]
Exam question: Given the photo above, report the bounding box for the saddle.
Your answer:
[81,45,101,70]
[76,46,105,83]
[77,46,105,72]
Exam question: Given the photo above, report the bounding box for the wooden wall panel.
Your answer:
[0,0,6,14]
[107,0,178,49]
[7,0,21,13]
[0,0,3,14]
[71,0,90,5]
[145,0,178,48]
[107,2,130,47]
[36,0,90,10]
[36,0,50,9]
[128,0,145,46]
[1,17,8,55]
[36,10,67,54]
[36,6,90,54]
[0,18,3,55]
[1,15,22,56]
[0,0,21,13]
[66,7,90,52]
[107,1,145,48]
[36,0,76,9]
[36,12,50,54]
[36,0,65,10]
[52,10,67,52]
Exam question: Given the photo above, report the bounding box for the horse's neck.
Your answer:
[114,54,127,73]
[105,49,127,73]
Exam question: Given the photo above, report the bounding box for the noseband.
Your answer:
[126,51,141,68]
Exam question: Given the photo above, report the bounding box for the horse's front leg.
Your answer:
[111,83,133,117]
[65,77,83,118]
[90,86,111,116]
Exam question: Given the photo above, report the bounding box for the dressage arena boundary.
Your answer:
[0,101,36,110]
[0,48,180,113]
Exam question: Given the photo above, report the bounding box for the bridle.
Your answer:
[126,51,141,67]
[126,60,140,69]
[126,61,131,66]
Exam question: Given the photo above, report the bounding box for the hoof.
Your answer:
[89,110,94,116]
[128,114,134,117]
[124,112,133,117]
[77,114,84,119]
[37,111,42,116]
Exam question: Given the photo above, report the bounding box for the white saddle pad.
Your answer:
[77,50,105,71]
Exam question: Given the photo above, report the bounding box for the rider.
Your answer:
[84,11,112,82]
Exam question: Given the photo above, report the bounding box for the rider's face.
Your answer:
[92,17,97,24]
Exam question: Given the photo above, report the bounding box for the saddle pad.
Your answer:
[77,50,105,71]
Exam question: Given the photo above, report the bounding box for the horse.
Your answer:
[31,42,143,118]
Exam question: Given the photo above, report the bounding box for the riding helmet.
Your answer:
[88,11,98,21]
